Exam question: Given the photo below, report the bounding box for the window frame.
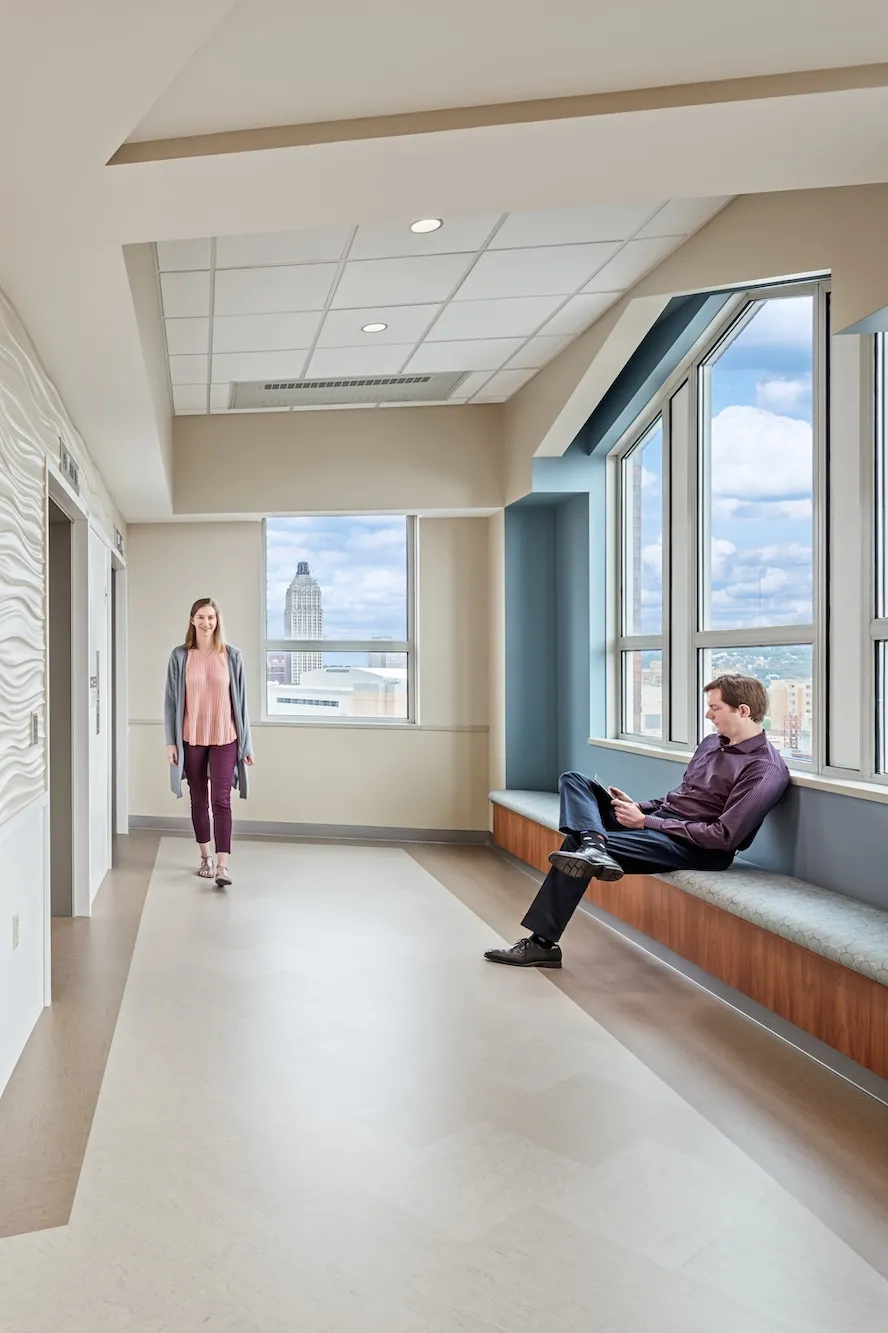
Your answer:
[609,282,828,769]
[260,514,417,727]
[616,415,667,742]
[873,333,888,774]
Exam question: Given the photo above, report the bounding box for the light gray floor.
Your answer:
[0,837,885,1331]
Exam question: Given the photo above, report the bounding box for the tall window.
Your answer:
[613,286,823,765]
[619,419,664,737]
[263,516,414,722]
[699,295,815,761]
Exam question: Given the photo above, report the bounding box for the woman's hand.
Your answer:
[244,755,254,767]
[167,745,178,766]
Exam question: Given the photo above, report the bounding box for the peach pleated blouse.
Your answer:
[182,648,237,747]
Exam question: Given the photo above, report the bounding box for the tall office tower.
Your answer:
[285,560,323,683]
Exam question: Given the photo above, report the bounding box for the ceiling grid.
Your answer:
[156,198,729,414]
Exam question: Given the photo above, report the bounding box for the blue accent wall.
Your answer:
[555,494,591,776]
[504,503,558,790]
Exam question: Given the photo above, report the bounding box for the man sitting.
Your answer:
[485,674,790,969]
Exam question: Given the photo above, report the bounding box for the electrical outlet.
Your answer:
[12,914,19,951]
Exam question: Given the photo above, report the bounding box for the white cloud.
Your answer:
[710,404,812,507]
[755,376,811,413]
[707,538,812,627]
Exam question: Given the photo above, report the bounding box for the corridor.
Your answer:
[1,838,886,1331]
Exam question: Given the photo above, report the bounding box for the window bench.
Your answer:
[490,790,888,1083]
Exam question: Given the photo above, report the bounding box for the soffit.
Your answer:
[128,0,888,140]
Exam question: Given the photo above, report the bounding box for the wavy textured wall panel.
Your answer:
[0,287,123,830]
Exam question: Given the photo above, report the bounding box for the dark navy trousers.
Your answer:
[522,771,732,943]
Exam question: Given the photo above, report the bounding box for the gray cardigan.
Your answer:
[164,644,253,800]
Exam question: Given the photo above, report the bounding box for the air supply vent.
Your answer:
[230,371,467,409]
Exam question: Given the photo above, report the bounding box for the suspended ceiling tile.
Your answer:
[490,203,662,249]
[214,264,338,315]
[172,385,207,412]
[349,214,502,260]
[540,291,621,336]
[211,349,310,381]
[168,354,209,386]
[332,254,474,308]
[455,242,621,300]
[316,304,440,347]
[635,197,730,239]
[215,228,351,268]
[164,317,209,356]
[160,270,211,318]
[209,385,231,412]
[306,345,415,377]
[506,335,573,369]
[429,295,563,341]
[405,338,524,373]
[156,238,211,272]
[212,311,322,353]
[457,371,495,398]
[584,236,681,291]
[474,367,538,399]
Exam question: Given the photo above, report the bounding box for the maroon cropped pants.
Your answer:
[183,740,238,854]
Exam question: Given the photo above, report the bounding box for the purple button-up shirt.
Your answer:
[640,731,790,852]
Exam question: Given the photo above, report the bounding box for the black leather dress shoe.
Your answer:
[484,937,563,968]
[548,840,623,882]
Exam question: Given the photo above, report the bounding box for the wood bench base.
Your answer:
[492,805,888,1082]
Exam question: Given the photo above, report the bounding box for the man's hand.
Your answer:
[611,796,646,829]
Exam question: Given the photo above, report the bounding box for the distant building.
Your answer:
[768,678,813,757]
[368,636,407,669]
[267,666,407,719]
[267,652,287,685]
[285,560,323,683]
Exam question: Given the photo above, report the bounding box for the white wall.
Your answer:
[127,517,491,833]
[0,285,123,1097]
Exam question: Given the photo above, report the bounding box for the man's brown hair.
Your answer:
[703,674,768,723]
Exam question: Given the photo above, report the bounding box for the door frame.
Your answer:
[46,469,91,920]
[110,554,128,837]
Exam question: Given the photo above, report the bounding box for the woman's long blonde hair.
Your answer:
[184,598,226,652]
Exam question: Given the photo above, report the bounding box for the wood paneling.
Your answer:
[492,804,888,1082]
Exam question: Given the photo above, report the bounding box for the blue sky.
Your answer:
[266,516,407,641]
[635,295,814,634]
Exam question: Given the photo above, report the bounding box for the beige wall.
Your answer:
[173,405,504,516]
[127,516,491,831]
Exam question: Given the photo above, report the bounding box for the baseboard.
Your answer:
[491,846,888,1109]
[128,816,489,846]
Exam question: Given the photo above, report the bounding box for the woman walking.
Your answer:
[164,598,254,889]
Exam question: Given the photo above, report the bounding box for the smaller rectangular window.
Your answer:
[622,650,663,740]
[263,515,414,723]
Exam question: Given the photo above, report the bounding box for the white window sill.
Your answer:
[588,735,888,806]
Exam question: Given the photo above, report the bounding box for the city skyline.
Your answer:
[266,516,407,643]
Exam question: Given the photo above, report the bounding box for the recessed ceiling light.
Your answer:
[362,322,388,333]
[410,218,443,234]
